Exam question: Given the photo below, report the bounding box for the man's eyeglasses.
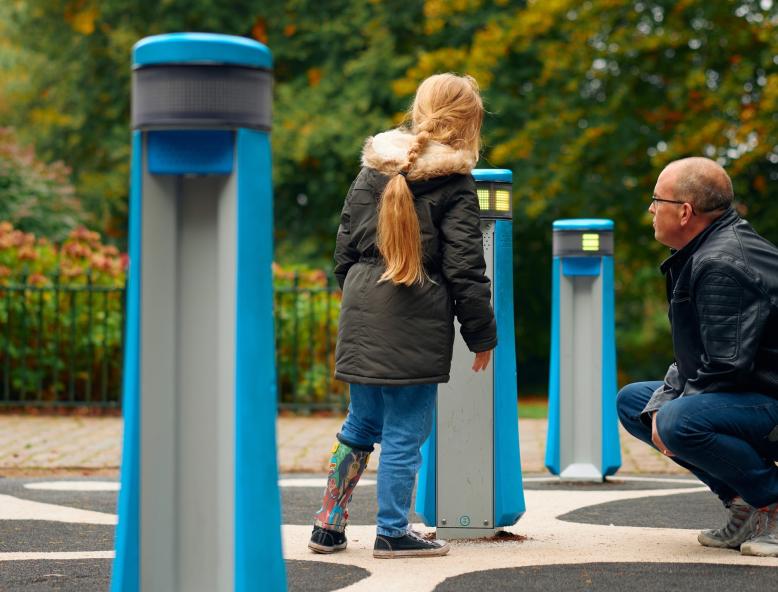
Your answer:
[651,194,696,215]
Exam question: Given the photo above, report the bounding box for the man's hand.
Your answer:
[651,412,674,457]
[472,350,492,372]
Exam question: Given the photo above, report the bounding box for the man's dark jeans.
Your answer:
[617,381,778,508]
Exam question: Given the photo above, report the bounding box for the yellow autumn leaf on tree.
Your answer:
[65,5,98,36]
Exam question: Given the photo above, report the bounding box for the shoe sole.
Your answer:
[373,544,450,559]
[741,541,778,557]
[697,532,742,549]
[308,541,347,554]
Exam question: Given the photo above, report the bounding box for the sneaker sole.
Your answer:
[308,541,347,554]
[697,532,742,549]
[741,541,778,557]
[373,544,450,559]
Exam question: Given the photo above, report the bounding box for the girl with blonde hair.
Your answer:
[309,73,496,558]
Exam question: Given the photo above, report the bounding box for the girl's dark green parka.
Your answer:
[333,129,497,385]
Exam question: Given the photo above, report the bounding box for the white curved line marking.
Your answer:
[0,551,115,562]
[24,482,120,492]
[0,494,116,525]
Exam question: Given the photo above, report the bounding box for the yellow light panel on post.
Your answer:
[495,189,511,212]
[582,233,600,251]
[477,188,491,211]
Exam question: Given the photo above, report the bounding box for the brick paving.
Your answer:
[0,414,685,476]
[276,415,686,475]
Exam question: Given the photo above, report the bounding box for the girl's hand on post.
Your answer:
[472,350,492,372]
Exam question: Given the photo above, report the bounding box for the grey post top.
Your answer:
[131,33,272,131]
[553,219,614,257]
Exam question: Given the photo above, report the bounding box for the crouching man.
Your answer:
[617,157,778,556]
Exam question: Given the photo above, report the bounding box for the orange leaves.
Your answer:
[252,17,268,44]
[307,68,322,87]
[63,2,98,36]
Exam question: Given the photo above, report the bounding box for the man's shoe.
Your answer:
[308,525,347,554]
[698,497,757,549]
[741,502,778,557]
[373,530,449,558]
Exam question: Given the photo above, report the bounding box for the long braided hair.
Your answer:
[377,74,483,286]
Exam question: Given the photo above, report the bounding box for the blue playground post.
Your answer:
[416,169,525,538]
[112,33,285,591]
[545,219,621,481]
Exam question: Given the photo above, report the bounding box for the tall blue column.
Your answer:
[416,169,525,538]
[112,33,285,591]
[545,219,621,481]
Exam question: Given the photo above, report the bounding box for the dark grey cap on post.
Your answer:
[131,33,272,131]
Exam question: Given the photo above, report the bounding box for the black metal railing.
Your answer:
[0,270,348,412]
[274,271,347,413]
[0,278,125,408]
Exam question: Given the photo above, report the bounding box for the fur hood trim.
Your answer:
[361,129,476,181]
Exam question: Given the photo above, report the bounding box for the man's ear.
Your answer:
[680,203,694,226]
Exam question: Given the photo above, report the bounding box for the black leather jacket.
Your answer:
[642,207,778,421]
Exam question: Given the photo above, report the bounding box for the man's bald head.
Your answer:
[663,157,733,214]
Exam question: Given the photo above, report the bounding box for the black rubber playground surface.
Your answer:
[433,563,778,592]
[0,475,776,591]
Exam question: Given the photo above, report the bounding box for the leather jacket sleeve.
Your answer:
[333,176,360,290]
[640,362,683,425]
[683,265,771,395]
[439,178,497,353]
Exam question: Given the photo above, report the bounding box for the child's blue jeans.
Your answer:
[338,382,437,537]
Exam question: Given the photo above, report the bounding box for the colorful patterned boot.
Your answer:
[308,439,371,553]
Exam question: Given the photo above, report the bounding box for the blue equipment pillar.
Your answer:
[545,219,621,481]
[112,33,285,591]
[416,169,525,539]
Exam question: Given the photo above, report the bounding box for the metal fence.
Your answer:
[274,271,347,413]
[0,272,348,412]
[0,280,126,408]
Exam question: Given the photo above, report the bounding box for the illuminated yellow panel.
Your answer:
[477,188,491,211]
[495,189,511,211]
[582,233,600,251]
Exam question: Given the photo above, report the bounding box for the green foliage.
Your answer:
[0,222,127,405]
[401,0,778,388]
[0,128,86,242]
[2,0,776,396]
[273,264,346,410]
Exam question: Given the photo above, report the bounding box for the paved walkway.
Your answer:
[0,414,685,476]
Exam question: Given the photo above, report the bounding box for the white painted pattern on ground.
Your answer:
[0,494,117,525]
[0,551,115,562]
[24,481,120,492]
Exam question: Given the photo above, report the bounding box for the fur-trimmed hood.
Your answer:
[361,129,477,181]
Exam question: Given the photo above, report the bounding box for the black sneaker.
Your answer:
[308,525,347,554]
[373,530,450,558]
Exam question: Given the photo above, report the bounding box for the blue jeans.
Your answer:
[338,383,437,537]
[617,381,778,508]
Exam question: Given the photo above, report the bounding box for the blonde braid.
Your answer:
[377,129,433,286]
[401,130,432,176]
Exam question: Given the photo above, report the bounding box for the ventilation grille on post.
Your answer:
[132,65,271,131]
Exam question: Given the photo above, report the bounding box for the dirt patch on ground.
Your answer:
[423,530,528,544]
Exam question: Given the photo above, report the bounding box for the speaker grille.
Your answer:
[132,65,271,130]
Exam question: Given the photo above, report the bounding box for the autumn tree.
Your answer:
[400,0,777,387]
